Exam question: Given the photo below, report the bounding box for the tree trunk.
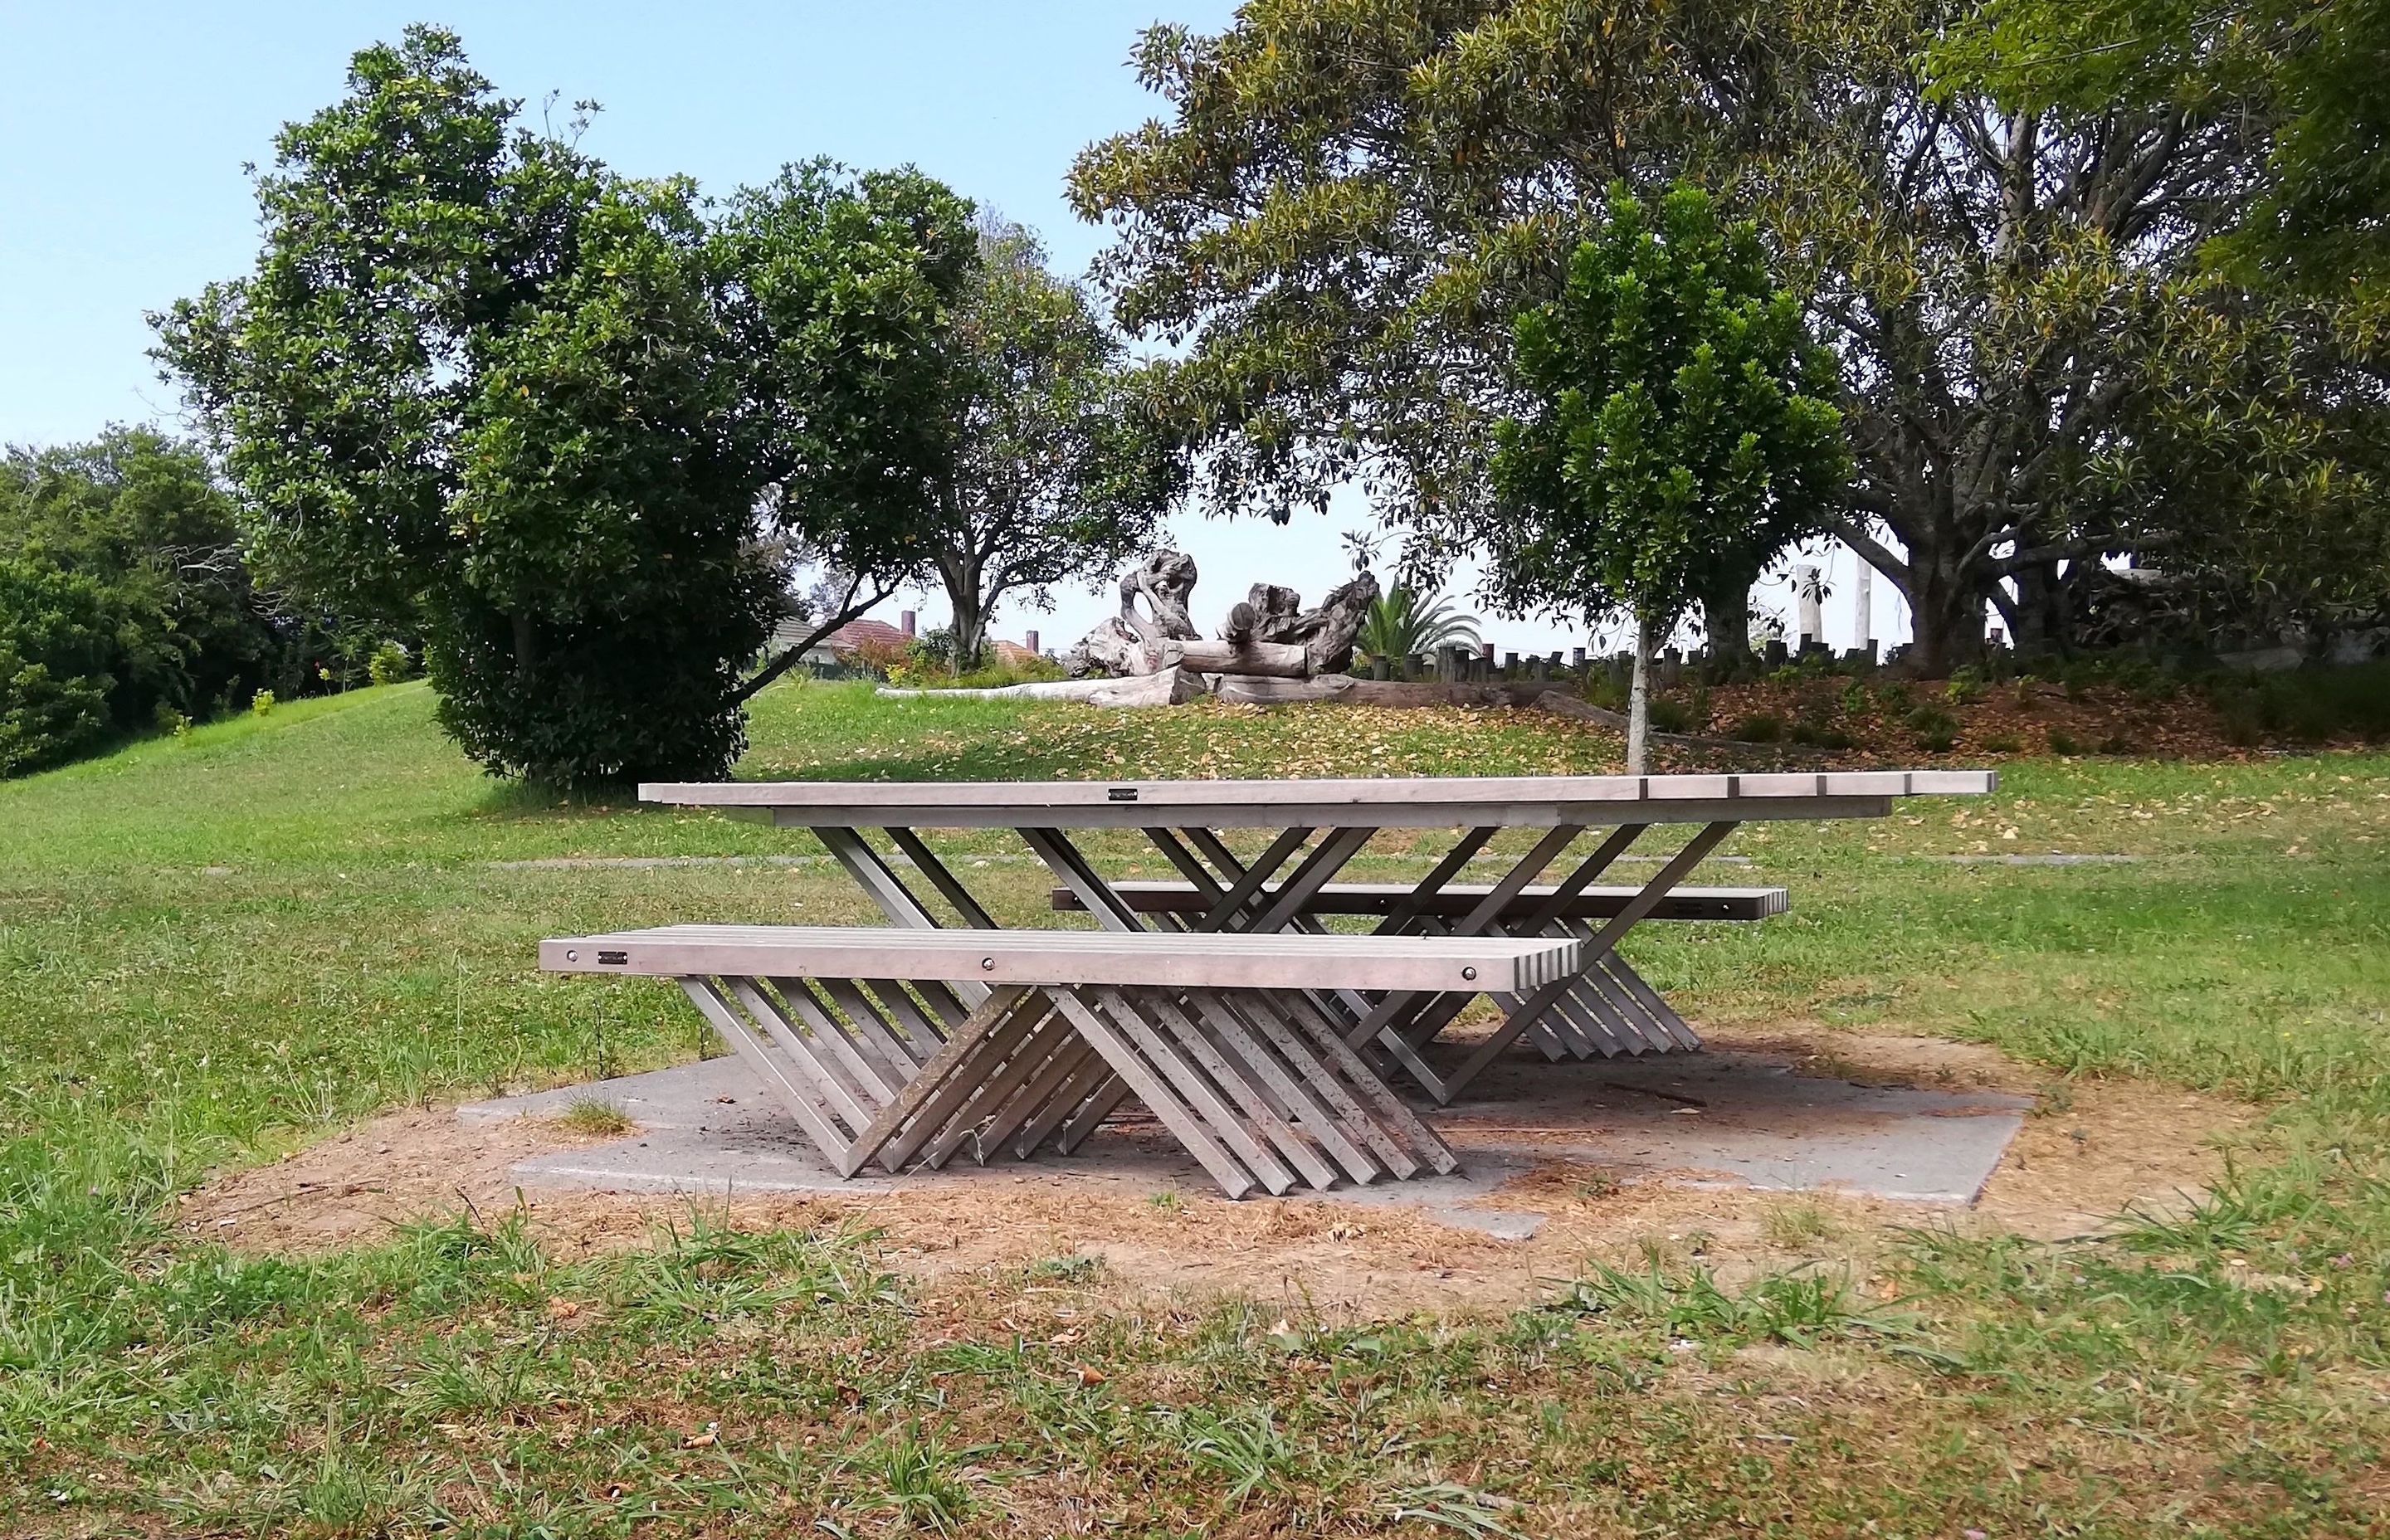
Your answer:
[950,601,988,675]
[939,552,987,675]
[1626,612,1653,775]
[1698,566,1754,678]
[1901,541,1988,678]
[2007,558,2071,660]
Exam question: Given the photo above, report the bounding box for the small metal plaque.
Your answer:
[1107,786,1139,802]
[597,949,629,967]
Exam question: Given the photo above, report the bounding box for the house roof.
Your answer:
[991,639,1041,666]
[818,618,910,655]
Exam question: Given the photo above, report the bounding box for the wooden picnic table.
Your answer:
[637,771,1996,1113]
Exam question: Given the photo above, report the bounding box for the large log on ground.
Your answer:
[1212,675,1544,708]
[1210,675,1362,706]
[878,667,1206,707]
[1175,639,1310,678]
[1063,614,1165,678]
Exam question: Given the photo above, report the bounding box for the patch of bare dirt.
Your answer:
[180,1027,2258,1317]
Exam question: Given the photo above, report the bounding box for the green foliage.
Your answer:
[1068,0,1784,543]
[1069,2,2390,679]
[157,27,975,787]
[1905,703,1958,752]
[1357,582,1482,665]
[1788,719,1856,751]
[1730,712,1784,743]
[365,641,416,687]
[249,690,276,717]
[1935,0,2390,296]
[0,429,305,774]
[0,560,115,775]
[885,646,1066,691]
[2209,661,2390,744]
[1642,696,1694,733]
[1489,183,1844,641]
[928,217,1183,670]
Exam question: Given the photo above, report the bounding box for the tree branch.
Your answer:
[1983,532,2144,577]
[1817,509,1912,587]
[733,574,903,704]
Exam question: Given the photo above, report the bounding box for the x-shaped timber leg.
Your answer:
[1402,821,1740,1104]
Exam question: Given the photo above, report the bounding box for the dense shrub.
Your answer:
[1732,712,1785,743]
[366,641,416,686]
[2207,660,2390,744]
[0,431,322,775]
[0,562,115,775]
[1905,703,1958,752]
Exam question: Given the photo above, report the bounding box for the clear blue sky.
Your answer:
[0,2,1890,654]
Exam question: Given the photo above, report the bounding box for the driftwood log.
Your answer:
[1064,552,1204,676]
[1064,553,1378,680]
[880,666,1209,707]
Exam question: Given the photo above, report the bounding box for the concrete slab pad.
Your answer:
[468,1043,2027,1232]
[1437,1051,2031,1206]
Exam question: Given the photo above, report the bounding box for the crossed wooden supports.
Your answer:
[678,973,1460,1201]
[546,816,1750,1198]
[1023,817,1746,1103]
[543,926,1569,1200]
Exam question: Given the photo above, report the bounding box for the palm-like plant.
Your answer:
[1357,584,1481,665]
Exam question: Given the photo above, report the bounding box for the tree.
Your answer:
[713,162,982,701]
[157,28,973,787]
[1934,0,2390,296]
[0,560,115,777]
[924,217,1183,672]
[1072,0,2384,673]
[1355,583,1481,665]
[0,430,307,770]
[1490,183,1846,771]
[1069,0,1833,648]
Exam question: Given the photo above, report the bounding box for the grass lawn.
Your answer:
[3,679,2388,1537]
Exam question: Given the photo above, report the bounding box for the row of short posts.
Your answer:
[1368,636,1891,685]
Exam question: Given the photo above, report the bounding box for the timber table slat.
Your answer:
[1056,880,1792,922]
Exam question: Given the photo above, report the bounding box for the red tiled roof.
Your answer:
[823,618,910,655]
[991,639,1041,666]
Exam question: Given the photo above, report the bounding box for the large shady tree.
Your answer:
[1073,0,2384,671]
[1490,183,1846,771]
[159,27,973,786]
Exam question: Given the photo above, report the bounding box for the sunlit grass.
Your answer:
[2,676,2387,1533]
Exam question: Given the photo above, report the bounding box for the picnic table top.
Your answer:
[640,770,1995,830]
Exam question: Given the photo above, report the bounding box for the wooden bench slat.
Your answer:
[541,924,1580,995]
[1050,881,1788,923]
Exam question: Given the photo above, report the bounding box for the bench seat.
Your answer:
[543,924,1582,994]
[543,924,1490,1199]
[1051,880,1788,923]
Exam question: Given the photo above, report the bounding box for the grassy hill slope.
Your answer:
[5,680,2389,1533]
